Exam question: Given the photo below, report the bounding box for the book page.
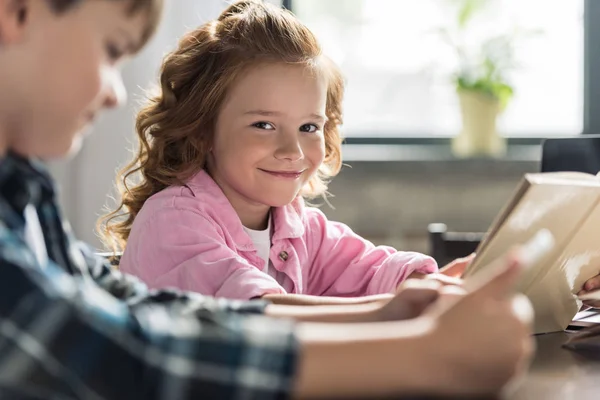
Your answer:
[525,197,600,333]
[464,180,600,288]
[461,172,600,334]
[468,172,600,271]
[469,176,531,261]
[530,171,599,182]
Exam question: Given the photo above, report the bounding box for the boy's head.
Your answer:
[0,0,163,159]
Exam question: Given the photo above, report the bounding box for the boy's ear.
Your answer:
[0,0,28,45]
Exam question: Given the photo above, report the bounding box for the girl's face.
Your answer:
[208,62,327,222]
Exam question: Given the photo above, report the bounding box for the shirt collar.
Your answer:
[0,152,55,227]
[185,170,305,250]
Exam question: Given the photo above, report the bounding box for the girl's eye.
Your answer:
[252,122,275,130]
[106,43,125,62]
[300,123,320,133]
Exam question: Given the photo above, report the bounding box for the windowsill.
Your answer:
[342,143,541,163]
[341,137,544,163]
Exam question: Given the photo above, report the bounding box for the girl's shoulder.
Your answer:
[287,197,330,232]
[137,176,230,226]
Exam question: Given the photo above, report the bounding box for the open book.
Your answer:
[463,172,600,334]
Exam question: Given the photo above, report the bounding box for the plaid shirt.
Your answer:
[0,153,297,400]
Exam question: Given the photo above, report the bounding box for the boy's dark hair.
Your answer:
[45,0,163,51]
[46,0,87,12]
[47,0,149,13]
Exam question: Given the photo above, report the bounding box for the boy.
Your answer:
[0,0,533,398]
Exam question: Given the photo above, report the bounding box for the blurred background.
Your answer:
[50,0,593,254]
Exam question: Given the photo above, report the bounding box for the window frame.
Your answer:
[284,0,597,146]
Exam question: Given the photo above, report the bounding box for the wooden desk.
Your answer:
[397,332,600,400]
[508,332,600,399]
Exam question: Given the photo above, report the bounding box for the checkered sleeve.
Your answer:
[0,235,298,399]
[77,241,270,315]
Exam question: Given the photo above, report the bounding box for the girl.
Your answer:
[100,0,468,301]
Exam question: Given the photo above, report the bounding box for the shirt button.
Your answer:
[278,251,289,261]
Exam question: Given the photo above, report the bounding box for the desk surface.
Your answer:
[509,332,600,400]
[400,332,600,400]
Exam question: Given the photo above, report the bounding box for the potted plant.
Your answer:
[453,37,514,158]
[438,0,535,158]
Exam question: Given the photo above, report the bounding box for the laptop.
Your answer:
[541,135,600,174]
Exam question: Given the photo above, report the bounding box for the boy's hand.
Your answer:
[426,251,534,396]
[376,279,466,321]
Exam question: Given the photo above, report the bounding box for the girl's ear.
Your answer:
[0,0,28,46]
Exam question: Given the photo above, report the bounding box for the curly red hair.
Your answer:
[98,0,345,252]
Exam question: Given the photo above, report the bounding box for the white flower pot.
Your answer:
[452,89,506,158]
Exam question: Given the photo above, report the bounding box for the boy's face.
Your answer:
[0,0,149,159]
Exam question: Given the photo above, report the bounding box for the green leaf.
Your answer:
[455,76,514,108]
[457,0,486,28]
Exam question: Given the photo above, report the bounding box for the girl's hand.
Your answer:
[425,251,534,395]
[406,272,464,287]
[578,272,600,308]
[439,253,476,278]
[406,254,474,286]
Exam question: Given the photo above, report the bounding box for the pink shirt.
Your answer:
[120,170,438,300]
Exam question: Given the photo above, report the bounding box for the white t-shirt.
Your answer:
[243,214,283,283]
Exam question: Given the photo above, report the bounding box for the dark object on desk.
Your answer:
[563,324,600,359]
[541,135,600,174]
[428,223,484,267]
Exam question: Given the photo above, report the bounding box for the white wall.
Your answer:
[50,0,273,248]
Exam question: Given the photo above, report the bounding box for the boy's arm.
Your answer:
[294,319,434,398]
[0,236,437,399]
[0,251,445,399]
[0,249,298,399]
[78,241,269,313]
[0,234,532,399]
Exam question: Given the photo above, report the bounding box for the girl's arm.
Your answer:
[130,207,289,299]
[304,208,438,297]
[266,301,383,323]
[262,292,392,306]
[265,279,453,323]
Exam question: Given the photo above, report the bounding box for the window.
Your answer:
[290,0,584,138]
